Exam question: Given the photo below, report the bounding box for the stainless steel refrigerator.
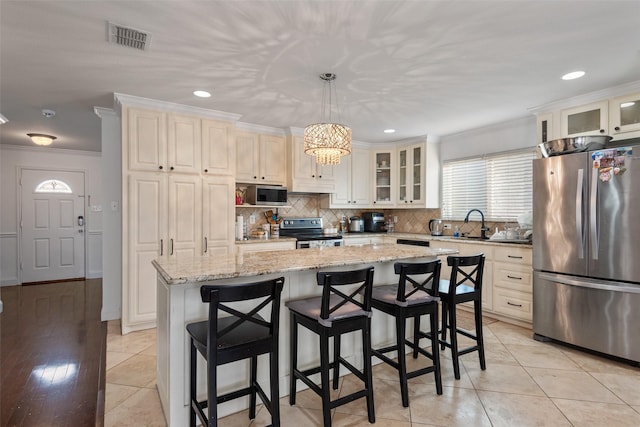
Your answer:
[532,145,640,364]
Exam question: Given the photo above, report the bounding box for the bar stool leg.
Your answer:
[475,299,487,371]
[189,339,197,427]
[396,314,409,407]
[289,313,298,405]
[332,334,340,390]
[249,355,257,419]
[440,303,448,351]
[412,316,420,359]
[320,331,332,427]
[448,303,461,380]
[269,351,281,427]
[207,347,218,426]
[430,306,443,394]
[363,318,376,423]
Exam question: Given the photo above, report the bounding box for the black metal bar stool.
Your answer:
[286,267,375,427]
[186,276,285,427]
[370,260,443,407]
[437,254,486,379]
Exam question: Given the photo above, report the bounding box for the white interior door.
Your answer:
[20,169,85,283]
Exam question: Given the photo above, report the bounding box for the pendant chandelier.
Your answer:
[304,73,352,165]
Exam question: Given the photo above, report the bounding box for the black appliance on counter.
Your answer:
[279,218,343,249]
[363,212,385,232]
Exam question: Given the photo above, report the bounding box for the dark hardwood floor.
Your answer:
[1,279,106,426]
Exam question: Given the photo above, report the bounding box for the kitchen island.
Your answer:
[153,243,455,426]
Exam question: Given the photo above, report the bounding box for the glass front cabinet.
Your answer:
[609,93,640,137]
[396,143,425,207]
[560,100,609,137]
[372,150,395,206]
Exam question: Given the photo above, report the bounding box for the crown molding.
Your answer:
[529,80,640,114]
[113,93,242,122]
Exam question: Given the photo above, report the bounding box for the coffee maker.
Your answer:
[363,212,386,232]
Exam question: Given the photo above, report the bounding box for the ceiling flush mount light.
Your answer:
[193,90,211,98]
[621,101,635,108]
[562,71,585,80]
[27,133,57,146]
[304,73,352,165]
[384,129,396,134]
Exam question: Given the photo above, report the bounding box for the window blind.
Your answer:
[442,149,535,221]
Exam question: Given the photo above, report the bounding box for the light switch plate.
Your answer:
[249,214,256,224]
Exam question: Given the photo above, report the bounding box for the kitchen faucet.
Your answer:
[464,209,488,239]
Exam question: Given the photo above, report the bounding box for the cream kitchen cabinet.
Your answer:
[397,142,439,208]
[436,241,493,311]
[123,173,202,333]
[323,147,371,208]
[202,119,234,175]
[202,175,236,258]
[126,108,202,174]
[236,240,296,256]
[287,135,336,193]
[560,100,609,138]
[235,131,286,185]
[609,92,640,138]
[492,245,533,322]
[372,149,395,206]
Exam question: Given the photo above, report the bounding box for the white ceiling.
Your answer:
[1,0,639,152]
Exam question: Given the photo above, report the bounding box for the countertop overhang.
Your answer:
[152,243,455,285]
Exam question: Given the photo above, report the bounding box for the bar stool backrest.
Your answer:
[394,260,441,303]
[316,267,375,321]
[445,254,485,294]
[200,277,285,354]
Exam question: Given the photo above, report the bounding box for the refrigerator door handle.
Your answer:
[538,272,640,293]
[590,168,599,260]
[575,168,585,259]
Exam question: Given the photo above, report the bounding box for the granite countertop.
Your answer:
[152,243,456,285]
[344,232,532,247]
[235,236,297,244]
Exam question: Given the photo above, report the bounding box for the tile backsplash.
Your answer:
[236,193,516,238]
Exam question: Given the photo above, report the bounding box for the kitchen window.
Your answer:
[441,149,535,221]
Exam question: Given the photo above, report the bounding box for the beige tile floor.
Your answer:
[104,317,640,426]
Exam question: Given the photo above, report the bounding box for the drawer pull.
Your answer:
[507,255,523,259]
[507,275,522,280]
[507,301,523,308]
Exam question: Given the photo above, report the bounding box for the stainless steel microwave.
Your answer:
[244,185,288,206]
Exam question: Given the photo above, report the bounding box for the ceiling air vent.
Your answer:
[106,21,151,51]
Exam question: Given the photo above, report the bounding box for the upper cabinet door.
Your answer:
[560,101,609,137]
[127,108,167,172]
[259,134,286,185]
[350,148,372,206]
[235,131,260,182]
[167,114,201,174]
[202,119,234,175]
[609,93,640,137]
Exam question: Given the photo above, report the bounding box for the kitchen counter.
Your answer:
[342,232,532,247]
[152,243,455,284]
[153,243,456,426]
[235,236,297,244]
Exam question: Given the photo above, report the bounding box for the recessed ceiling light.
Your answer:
[621,101,635,108]
[193,90,211,98]
[383,129,396,133]
[562,71,585,80]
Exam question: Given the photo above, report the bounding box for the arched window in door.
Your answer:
[34,179,72,194]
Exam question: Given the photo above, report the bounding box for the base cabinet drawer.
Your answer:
[494,262,532,293]
[493,288,532,321]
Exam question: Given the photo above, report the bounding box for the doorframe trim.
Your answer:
[17,166,88,284]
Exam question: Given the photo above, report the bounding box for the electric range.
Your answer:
[279,217,343,249]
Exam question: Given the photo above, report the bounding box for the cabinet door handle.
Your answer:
[614,126,621,132]
[312,174,315,178]
[253,176,257,179]
[170,238,174,255]
[318,175,322,179]
[170,166,174,171]
[204,169,208,173]
[204,237,208,253]
[507,301,523,308]
[508,255,523,259]
[507,275,522,280]
[599,129,605,134]
[160,239,163,256]
[158,165,163,170]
